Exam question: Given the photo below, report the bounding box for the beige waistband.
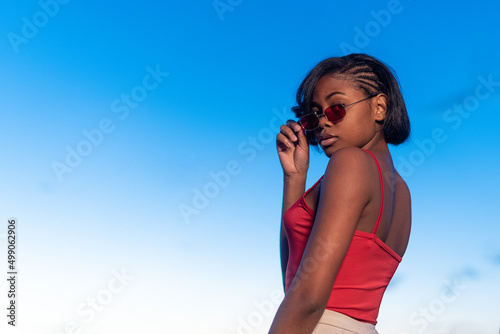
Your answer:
[311,309,379,334]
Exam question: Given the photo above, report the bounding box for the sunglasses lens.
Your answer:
[300,104,346,130]
[300,114,318,130]
[324,104,346,123]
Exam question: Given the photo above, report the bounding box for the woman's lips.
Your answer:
[320,136,338,147]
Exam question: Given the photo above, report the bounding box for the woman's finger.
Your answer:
[280,124,298,143]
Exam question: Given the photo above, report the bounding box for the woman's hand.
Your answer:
[276,120,309,177]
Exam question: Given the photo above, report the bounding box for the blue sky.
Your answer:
[1,0,499,333]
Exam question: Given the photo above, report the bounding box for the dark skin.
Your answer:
[272,74,411,334]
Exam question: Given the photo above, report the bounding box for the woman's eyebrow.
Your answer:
[311,91,346,108]
[325,91,346,100]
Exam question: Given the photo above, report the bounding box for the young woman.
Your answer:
[270,54,411,334]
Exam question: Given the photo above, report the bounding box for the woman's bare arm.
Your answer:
[276,119,309,292]
[280,174,307,289]
[270,148,376,334]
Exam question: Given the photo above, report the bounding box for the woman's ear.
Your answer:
[374,93,387,121]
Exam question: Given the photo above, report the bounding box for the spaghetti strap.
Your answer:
[304,175,324,196]
[361,149,384,234]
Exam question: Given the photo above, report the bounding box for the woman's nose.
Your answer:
[317,113,332,128]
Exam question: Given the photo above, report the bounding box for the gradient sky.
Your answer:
[1,0,499,333]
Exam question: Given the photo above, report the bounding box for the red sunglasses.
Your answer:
[299,93,379,131]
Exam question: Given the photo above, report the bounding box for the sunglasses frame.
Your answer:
[299,93,380,131]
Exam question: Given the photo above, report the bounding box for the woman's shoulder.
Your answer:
[323,147,380,196]
[326,147,378,175]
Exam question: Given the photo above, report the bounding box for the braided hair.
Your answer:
[292,54,410,149]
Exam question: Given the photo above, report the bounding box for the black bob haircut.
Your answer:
[291,53,410,149]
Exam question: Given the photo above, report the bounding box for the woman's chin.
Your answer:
[321,142,349,158]
[321,145,336,157]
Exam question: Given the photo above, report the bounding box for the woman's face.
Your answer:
[311,74,385,157]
